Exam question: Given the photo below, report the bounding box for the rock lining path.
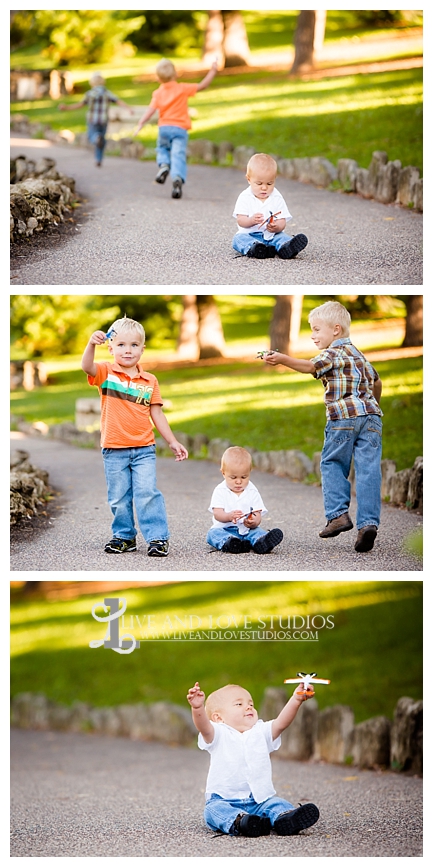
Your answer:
[10,433,422,573]
[10,138,423,286]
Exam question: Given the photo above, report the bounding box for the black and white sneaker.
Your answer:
[273,803,319,835]
[147,540,169,557]
[155,165,169,184]
[278,234,308,259]
[104,537,137,554]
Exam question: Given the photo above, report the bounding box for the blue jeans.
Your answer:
[204,793,296,835]
[156,125,188,182]
[102,446,169,542]
[207,525,267,549]
[87,122,107,163]
[320,415,382,529]
[232,231,294,255]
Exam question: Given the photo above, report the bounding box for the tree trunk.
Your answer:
[270,295,304,354]
[196,295,226,358]
[202,10,224,67]
[176,295,200,360]
[222,11,250,67]
[402,295,423,346]
[290,10,316,75]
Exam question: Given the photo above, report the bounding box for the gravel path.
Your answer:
[10,138,422,285]
[10,433,422,573]
[10,729,422,857]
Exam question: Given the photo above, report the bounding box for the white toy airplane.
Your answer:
[284,671,331,695]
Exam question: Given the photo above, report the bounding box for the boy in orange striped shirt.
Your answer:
[82,317,188,556]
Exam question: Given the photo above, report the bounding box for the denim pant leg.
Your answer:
[271,230,293,250]
[87,122,107,162]
[157,126,188,181]
[352,415,382,528]
[320,420,355,521]
[204,794,296,834]
[129,446,169,542]
[207,525,267,549]
[102,448,137,540]
[232,232,262,254]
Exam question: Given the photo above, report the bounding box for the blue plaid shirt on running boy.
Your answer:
[311,338,383,421]
[83,85,118,124]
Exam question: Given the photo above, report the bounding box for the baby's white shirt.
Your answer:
[198,719,281,802]
[233,187,293,239]
[208,480,268,535]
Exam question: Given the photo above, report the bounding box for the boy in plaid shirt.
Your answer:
[59,73,133,166]
[262,301,383,552]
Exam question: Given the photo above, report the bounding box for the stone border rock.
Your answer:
[11,115,422,212]
[10,155,77,241]
[10,690,422,774]
[10,448,52,525]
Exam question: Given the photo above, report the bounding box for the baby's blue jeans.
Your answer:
[204,793,296,835]
[232,231,294,255]
[207,525,267,550]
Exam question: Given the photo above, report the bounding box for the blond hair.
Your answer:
[308,301,351,337]
[156,59,177,82]
[108,316,145,344]
[221,446,252,473]
[89,73,105,86]
[246,153,278,178]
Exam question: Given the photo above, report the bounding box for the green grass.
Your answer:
[10,580,422,724]
[11,68,423,172]
[10,355,422,472]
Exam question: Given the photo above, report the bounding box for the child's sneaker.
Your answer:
[148,540,169,557]
[253,528,283,554]
[277,234,308,259]
[247,242,276,259]
[104,537,137,554]
[155,164,169,184]
[231,813,271,837]
[273,803,319,835]
[221,537,252,554]
[171,178,183,198]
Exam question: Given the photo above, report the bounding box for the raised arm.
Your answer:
[81,330,107,376]
[196,60,218,92]
[271,685,314,739]
[187,682,214,743]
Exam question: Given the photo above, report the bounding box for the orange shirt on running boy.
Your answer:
[88,361,163,449]
[149,81,198,130]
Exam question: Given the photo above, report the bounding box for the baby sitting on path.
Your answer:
[206,446,283,554]
[232,152,308,259]
[187,680,320,837]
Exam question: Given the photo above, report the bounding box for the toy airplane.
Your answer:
[284,672,331,697]
[256,349,278,359]
[256,210,282,230]
[105,327,116,340]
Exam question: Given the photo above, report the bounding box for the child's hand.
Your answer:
[89,330,108,346]
[263,350,282,366]
[251,212,265,226]
[231,509,245,523]
[243,510,261,529]
[169,441,188,461]
[294,683,315,702]
[187,682,205,708]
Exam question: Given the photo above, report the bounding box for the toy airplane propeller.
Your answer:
[284,672,331,696]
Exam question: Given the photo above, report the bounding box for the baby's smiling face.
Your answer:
[210,685,258,732]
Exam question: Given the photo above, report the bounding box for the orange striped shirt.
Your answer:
[88,362,163,448]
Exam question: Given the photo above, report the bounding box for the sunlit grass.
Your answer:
[10,580,422,722]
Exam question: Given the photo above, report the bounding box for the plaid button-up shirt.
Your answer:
[83,86,118,125]
[311,338,383,421]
